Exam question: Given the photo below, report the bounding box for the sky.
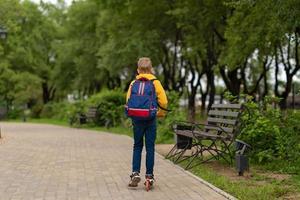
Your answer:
[30,0,72,6]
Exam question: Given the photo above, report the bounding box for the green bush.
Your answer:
[30,102,43,118]
[40,103,55,118]
[39,101,86,123]
[156,91,185,143]
[40,101,69,120]
[87,89,126,126]
[225,93,300,172]
[277,110,300,162]
[7,106,23,119]
[36,90,125,126]
[239,97,282,163]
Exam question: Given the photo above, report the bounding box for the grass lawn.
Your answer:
[156,145,300,200]
[6,118,300,200]
[187,162,300,200]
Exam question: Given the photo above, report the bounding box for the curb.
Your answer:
[156,152,238,200]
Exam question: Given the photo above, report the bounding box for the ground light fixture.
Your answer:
[235,139,252,176]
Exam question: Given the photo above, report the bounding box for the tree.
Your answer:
[0,0,61,113]
[168,0,228,119]
[224,0,300,108]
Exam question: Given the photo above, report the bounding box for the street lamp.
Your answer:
[0,27,8,40]
[0,27,7,130]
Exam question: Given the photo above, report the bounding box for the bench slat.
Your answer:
[176,130,232,140]
[211,104,242,109]
[207,117,237,125]
[193,131,232,140]
[208,110,240,118]
[204,125,233,133]
[176,130,194,138]
[87,110,97,114]
[86,106,98,119]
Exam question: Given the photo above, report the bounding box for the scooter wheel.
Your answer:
[145,180,150,191]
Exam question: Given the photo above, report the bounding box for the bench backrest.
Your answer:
[205,104,243,140]
[86,106,98,119]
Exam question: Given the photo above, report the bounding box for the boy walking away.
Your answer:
[125,57,168,189]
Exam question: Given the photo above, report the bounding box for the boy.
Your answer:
[126,57,168,188]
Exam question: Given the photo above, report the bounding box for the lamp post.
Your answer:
[0,26,8,124]
[0,27,8,40]
[0,26,7,137]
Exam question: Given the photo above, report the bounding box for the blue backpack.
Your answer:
[125,78,158,120]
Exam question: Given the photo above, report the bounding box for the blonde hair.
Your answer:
[137,57,154,74]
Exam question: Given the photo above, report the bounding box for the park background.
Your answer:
[0,0,300,199]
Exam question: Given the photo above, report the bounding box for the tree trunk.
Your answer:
[188,89,197,122]
[219,66,241,97]
[42,82,56,104]
[187,62,200,122]
[200,93,207,116]
[279,74,293,109]
[262,61,269,99]
[207,70,215,111]
[42,82,50,104]
[274,35,300,109]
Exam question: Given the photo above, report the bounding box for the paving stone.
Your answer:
[0,123,231,200]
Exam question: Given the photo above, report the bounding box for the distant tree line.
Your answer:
[0,0,299,121]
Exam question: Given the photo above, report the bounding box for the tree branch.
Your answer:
[279,43,288,72]
[291,31,299,76]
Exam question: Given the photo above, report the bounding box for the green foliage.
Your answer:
[40,101,74,120]
[30,102,43,118]
[223,0,300,67]
[39,103,56,119]
[31,90,126,127]
[7,106,23,119]
[156,91,185,143]
[39,101,86,125]
[277,111,300,163]
[87,90,126,127]
[53,0,102,92]
[240,101,281,163]
[0,0,61,111]
[224,93,300,172]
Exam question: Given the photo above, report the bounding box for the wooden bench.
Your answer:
[166,103,244,170]
[69,106,98,126]
[85,106,98,123]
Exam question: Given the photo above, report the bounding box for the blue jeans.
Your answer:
[132,119,156,175]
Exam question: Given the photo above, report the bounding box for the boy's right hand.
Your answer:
[157,109,167,118]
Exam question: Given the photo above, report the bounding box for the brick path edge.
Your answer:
[155,152,237,200]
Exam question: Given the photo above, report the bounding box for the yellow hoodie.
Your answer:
[126,74,168,117]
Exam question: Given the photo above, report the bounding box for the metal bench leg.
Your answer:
[165,144,190,163]
[165,144,177,159]
[173,139,195,163]
[174,143,198,164]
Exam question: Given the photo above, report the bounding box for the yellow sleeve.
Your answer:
[153,80,168,117]
[126,81,135,102]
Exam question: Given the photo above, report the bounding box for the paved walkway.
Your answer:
[0,123,232,200]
